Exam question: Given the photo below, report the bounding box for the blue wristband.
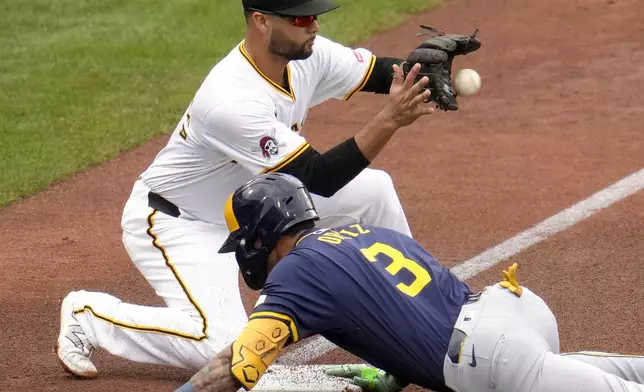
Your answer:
[175,382,194,392]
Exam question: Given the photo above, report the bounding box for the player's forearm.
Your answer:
[354,111,400,162]
[276,138,370,197]
[178,345,241,392]
[276,114,400,196]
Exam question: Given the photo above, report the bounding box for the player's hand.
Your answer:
[378,63,434,129]
[324,364,406,392]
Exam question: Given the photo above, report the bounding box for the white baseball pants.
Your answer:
[444,284,644,392]
[71,168,410,370]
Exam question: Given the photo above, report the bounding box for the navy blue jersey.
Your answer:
[253,224,471,390]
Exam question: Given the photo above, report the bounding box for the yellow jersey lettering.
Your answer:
[350,224,371,234]
[360,242,432,297]
[317,226,371,245]
[230,315,293,390]
[338,224,372,238]
[338,229,360,237]
[318,236,342,244]
[317,230,352,245]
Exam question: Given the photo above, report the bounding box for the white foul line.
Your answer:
[258,167,644,390]
[451,167,644,278]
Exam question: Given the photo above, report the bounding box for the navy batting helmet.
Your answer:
[218,173,319,290]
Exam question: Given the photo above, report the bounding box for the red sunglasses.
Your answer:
[246,7,318,28]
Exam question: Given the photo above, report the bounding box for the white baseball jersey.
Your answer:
[62,36,413,377]
[140,35,376,224]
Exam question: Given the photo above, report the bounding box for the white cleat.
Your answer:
[56,291,98,378]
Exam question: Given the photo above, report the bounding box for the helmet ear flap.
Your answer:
[233,206,282,291]
[236,241,269,291]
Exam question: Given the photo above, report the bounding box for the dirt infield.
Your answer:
[2,0,644,390]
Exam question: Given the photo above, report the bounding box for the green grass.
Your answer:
[0,0,441,207]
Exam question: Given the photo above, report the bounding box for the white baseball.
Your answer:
[453,68,482,97]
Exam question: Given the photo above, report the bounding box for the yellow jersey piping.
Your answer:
[343,55,376,101]
[295,231,317,246]
[239,42,295,101]
[261,142,310,174]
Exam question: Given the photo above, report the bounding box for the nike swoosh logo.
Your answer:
[469,345,477,367]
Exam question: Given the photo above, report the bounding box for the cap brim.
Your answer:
[276,0,339,16]
[218,232,239,253]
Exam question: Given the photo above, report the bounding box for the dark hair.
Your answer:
[282,219,316,238]
[243,8,253,21]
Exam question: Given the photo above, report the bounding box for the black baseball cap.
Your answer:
[242,0,340,16]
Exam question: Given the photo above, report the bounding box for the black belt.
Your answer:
[148,191,181,217]
[446,292,481,364]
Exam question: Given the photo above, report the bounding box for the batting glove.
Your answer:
[324,364,406,392]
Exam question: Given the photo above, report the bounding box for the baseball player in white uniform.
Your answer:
[55,0,441,378]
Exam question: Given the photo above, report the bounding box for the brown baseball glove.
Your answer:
[402,25,481,111]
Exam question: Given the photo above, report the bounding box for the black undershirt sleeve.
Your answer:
[274,138,370,198]
[360,56,404,94]
[271,57,403,196]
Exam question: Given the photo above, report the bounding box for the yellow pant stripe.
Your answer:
[144,210,208,340]
[73,305,205,340]
[73,211,208,341]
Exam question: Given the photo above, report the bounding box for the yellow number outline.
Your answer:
[179,112,190,140]
[360,242,431,297]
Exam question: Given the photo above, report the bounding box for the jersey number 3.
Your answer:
[361,242,431,298]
